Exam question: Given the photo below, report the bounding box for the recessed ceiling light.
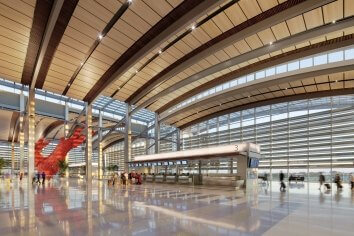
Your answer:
[191,25,196,30]
[68,83,71,86]
[98,34,103,40]
[127,0,132,4]
[80,62,83,66]
[158,50,162,54]
[135,70,138,74]
[269,42,273,45]
[335,80,338,82]
[332,20,336,24]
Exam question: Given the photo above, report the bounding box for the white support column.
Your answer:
[98,110,103,179]
[154,114,160,154]
[176,128,181,151]
[19,91,25,175]
[85,103,93,182]
[11,142,15,175]
[124,104,131,172]
[27,89,35,183]
[64,102,69,178]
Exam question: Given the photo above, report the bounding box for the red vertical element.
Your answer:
[35,127,88,176]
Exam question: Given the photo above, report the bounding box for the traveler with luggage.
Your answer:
[280,171,286,192]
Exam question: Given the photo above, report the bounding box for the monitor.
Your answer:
[148,163,152,167]
[157,162,162,166]
[248,158,259,168]
[181,160,187,165]
[176,161,181,165]
[144,163,148,167]
[168,161,174,165]
[153,163,157,166]
[163,161,168,166]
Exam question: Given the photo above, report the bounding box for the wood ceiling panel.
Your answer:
[212,11,234,32]
[130,0,160,26]
[323,0,343,23]
[113,19,142,41]
[69,17,99,40]
[95,0,122,14]
[238,0,262,19]
[317,83,330,91]
[245,34,263,50]
[107,27,134,48]
[224,3,247,26]
[145,0,173,17]
[0,15,30,37]
[200,20,222,38]
[344,0,354,17]
[73,6,107,31]
[78,0,112,22]
[286,15,306,35]
[51,57,77,72]
[257,28,276,45]
[0,52,24,66]
[95,43,121,60]
[0,43,26,60]
[271,22,290,40]
[0,67,21,79]
[223,44,240,58]
[234,40,251,54]
[57,43,85,60]
[0,3,33,28]
[60,35,90,54]
[121,9,151,34]
[257,0,278,11]
[303,7,323,29]
[64,26,93,47]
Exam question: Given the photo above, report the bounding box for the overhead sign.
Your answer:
[134,143,260,162]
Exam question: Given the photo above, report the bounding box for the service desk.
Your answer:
[155,175,165,183]
[166,175,177,183]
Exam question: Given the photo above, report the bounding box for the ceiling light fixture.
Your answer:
[269,41,273,45]
[98,34,103,40]
[191,25,196,30]
[158,49,162,54]
[127,0,132,4]
[80,62,83,66]
[332,20,336,24]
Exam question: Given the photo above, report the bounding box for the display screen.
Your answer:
[144,163,148,167]
[157,162,162,166]
[138,163,142,167]
[168,161,174,165]
[248,158,259,168]
[148,163,151,166]
[181,160,187,165]
[152,163,157,166]
[176,161,181,165]
[163,161,168,166]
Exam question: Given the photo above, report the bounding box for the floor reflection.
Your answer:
[0,179,354,235]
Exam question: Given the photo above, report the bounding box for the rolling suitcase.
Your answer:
[324,183,331,190]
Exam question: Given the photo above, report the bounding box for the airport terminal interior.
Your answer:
[1,0,354,235]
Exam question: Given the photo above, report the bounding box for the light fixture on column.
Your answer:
[191,24,196,30]
[158,49,162,54]
[98,34,103,40]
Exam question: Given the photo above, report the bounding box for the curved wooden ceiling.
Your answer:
[0,0,353,130]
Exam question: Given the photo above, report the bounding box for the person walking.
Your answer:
[42,172,46,185]
[36,172,41,184]
[279,171,286,192]
[19,172,23,182]
[319,172,325,190]
[334,174,342,190]
[350,173,354,190]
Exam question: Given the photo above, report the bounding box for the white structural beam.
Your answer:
[124,104,132,171]
[85,103,93,182]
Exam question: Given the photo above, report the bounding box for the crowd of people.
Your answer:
[108,172,145,186]
[278,171,354,192]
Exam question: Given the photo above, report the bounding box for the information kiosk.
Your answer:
[128,143,261,189]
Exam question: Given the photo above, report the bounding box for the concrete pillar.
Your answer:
[85,103,92,182]
[154,114,160,154]
[64,102,69,178]
[98,110,103,179]
[27,89,35,182]
[19,91,24,175]
[124,103,132,172]
[176,128,181,151]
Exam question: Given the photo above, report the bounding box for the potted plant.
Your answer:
[57,159,69,177]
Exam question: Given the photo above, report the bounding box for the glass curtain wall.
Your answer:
[181,95,354,181]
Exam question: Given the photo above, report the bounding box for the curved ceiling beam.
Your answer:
[35,0,79,88]
[179,88,354,130]
[40,120,64,140]
[83,0,222,104]
[126,0,335,105]
[159,34,354,121]
[149,16,354,114]
[161,57,354,122]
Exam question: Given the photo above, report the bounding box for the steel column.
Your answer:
[98,110,103,179]
[85,103,93,182]
[154,113,160,154]
[124,103,132,171]
[27,89,35,183]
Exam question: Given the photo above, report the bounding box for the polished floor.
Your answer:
[0,178,354,236]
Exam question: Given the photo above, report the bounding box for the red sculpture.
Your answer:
[35,127,87,176]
